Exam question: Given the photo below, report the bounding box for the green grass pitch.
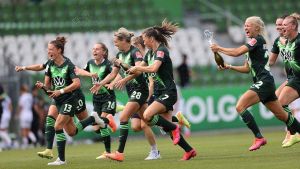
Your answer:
[0,130,299,169]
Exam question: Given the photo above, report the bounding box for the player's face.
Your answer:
[113,36,126,51]
[142,34,151,49]
[282,18,294,39]
[244,20,257,38]
[47,43,60,60]
[92,44,104,60]
[275,18,284,36]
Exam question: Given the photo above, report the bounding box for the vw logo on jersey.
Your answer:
[149,73,156,77]
[281,49,293,61]
[53,77,65,87]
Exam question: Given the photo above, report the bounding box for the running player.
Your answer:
[211,16,300,151]
[127,19,196,160]
[268,15,300,146]
[275,13,300,147]
[75,42,117,159]
[90,28,150,162]
[131,36,160,160]
[15,50,115,159]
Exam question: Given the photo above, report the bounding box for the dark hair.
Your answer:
[97,42,108,59]
[114,27,134,43]
[142,19,178,48]
[50,36,67,54]
[132,36,145,49]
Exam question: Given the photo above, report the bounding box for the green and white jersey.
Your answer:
[271,36,293,79]
[144,44,176,93]
[84,59,115,98]
[45,57,78,102]
[245,35,274,83]
[115,45,148,90]
[284,33,300,77]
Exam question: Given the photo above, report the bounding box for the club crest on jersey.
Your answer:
[248,38,257,46]
[53,77,65,87]
[157,51,164,58]
[135,51,143,58]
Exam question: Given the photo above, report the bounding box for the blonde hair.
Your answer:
[114,27,134,42]
[246,16,268,43]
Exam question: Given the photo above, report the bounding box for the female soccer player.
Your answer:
[131,36,161,160]
[275,13,300,147]
[210,16,300,151]
[90,28,150,162]
[268,15,300,146]
[75,42,117,159]
[127,19,196,160]
[15,51,115,160]
[35,37,109,165]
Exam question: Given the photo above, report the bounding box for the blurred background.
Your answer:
[0,0,299,149]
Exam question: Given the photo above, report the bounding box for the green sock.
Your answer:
[240,110,263,138]
[283,105,296,134]
[56,130,66,161]
[117,122,129,153]
[100,127,111,153]
[284,105,300,134]
[172,116,179,122]
[150,115,176,132]
[45,116,55,149]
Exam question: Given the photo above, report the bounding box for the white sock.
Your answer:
[151,144,158,152]
[28,131,37,143]
[0,131,12,147]
[22,137,28,146]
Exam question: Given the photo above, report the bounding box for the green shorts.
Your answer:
[93,95,116,115]
[286,76,300,96]
[154,89,177,111]
[127,88,149,107]
[74,90,87,114]
[250,80,277,104]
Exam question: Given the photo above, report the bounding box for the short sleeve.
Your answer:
[271,38,279,54]
[154,50,165,62]
[245,37,259,51]
[42,60,49,69]
[68,63,78,79]
[132,50,143,62]
[84,62,90,72]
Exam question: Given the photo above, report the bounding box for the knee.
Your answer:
[235,104,245,114]
[143,112,152,122]
[131,125,141,132]
[119,114,129,123]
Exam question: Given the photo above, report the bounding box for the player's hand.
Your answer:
[90,83,102,94]
[114,79,126,90]
[90,73,98,79]
[105,83,114,90]
[35,81,44,89]
[217,63,231,70]
[15,66,25,72]
[49,90,61,98]
[210,43,219,52]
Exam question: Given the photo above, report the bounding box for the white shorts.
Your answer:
[20,111,33,129]
[0,112,11,129]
